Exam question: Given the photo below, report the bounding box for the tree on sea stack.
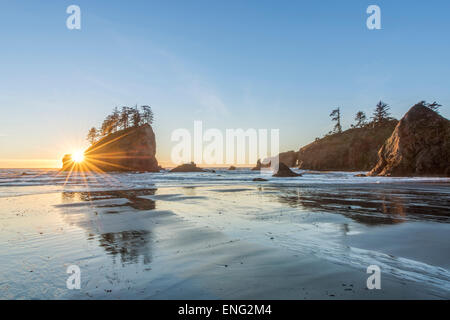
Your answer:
[89,105,156,141]
[86,127,98,145]
[110,107,120,131]
[420,101,442,114]
[131,105,142,127]
[141,105,154,125]
[352,111,367,128]
[371,101,391,125]
[329,107,342,133]
[119,106,132,130]
[100,115,113,137]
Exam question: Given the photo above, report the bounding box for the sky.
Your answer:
[0,0,449,168]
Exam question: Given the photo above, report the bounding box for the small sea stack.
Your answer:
[252,177,268,182]
[272,162,302,177]
[170,162,207,172]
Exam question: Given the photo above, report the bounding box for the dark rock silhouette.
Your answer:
[252,178,268,182]
[272,162,302,177]
[296,120,398,171]
[62,124,159,172]
[228,166,237,170]
[369,103,450,177]
[170,162,206,172]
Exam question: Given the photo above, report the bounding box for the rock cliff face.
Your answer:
[369,104,450,177]
[62,124,159,172]
[296,120,398,171]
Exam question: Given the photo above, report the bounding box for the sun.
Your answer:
[72,150,85,163]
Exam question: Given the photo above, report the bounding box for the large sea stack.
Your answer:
[62,124,159,172]
[369,103,450,177]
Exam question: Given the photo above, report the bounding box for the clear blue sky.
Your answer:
[0,0,449,167]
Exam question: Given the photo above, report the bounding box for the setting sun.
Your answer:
[71,151,85,163]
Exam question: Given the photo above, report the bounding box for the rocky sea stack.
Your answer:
[62,124,159,172]
[272,162,302,177]
[369,103,450,177]
[170,162,206,172]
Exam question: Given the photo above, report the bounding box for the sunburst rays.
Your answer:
[57,130,154,189]
[60,154,126,188]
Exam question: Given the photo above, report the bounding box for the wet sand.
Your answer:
[1,173,449,299]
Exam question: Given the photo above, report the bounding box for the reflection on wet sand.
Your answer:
[61,189,157,210]
[3,168,450,299]
[60,189,158,265]
[273,184,450,225]
[99,230,152,265]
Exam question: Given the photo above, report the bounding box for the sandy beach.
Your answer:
[0,169,449,299]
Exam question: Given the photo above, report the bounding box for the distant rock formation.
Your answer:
[297,120,398,171]
[252,177,268,182]
[62,124,159,172]
[169,162,206,172]
[228,166,237,170]
[251,159,271,171]
[369,103,450,177]
[272,162,302,177]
